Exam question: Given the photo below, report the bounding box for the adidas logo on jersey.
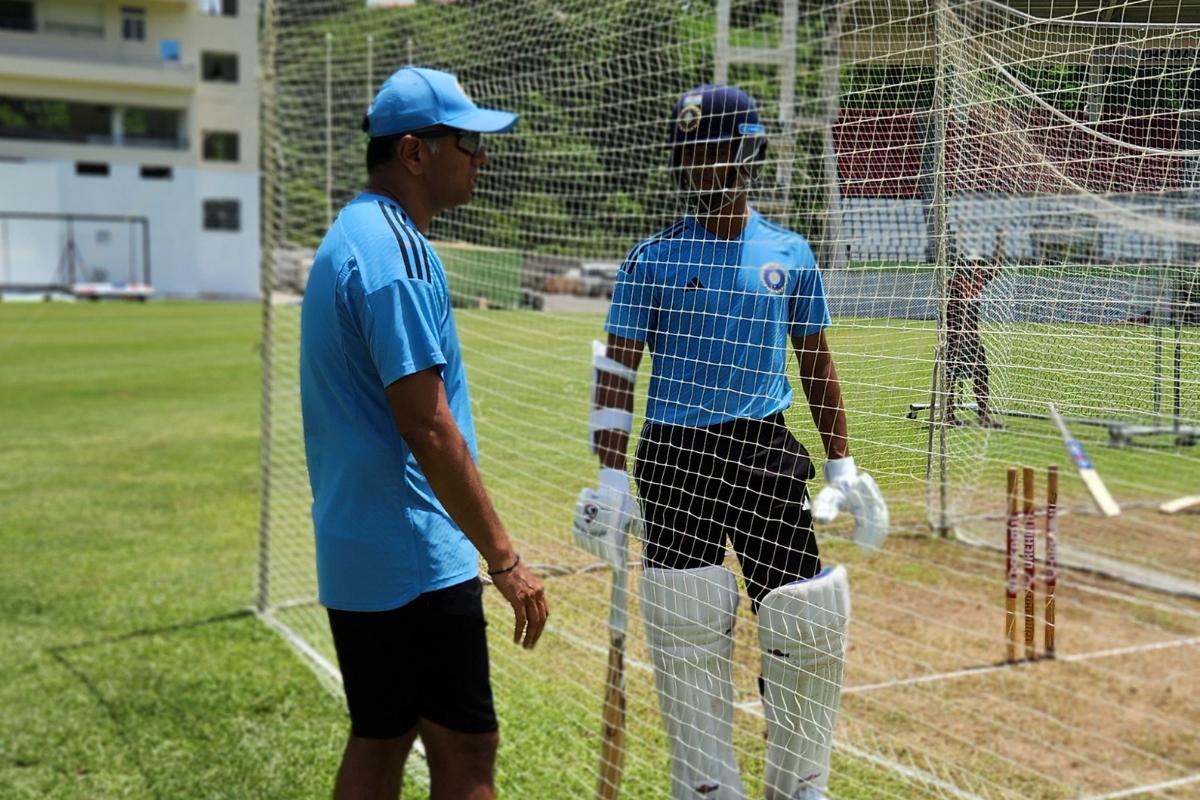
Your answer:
[683,276,704,292]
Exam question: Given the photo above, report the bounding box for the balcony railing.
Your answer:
[0,129,189,150]
[0,29,196,73]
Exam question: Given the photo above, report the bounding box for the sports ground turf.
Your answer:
[2,301,1197,798]
[0,302,349,798]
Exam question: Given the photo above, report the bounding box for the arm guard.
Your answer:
[589,339,637,454]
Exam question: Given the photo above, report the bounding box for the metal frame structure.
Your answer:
[0,211,151,294]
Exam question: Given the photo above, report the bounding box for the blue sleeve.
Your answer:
[357,277,447,388]
[604,245,657,342]
[789,242,832,338]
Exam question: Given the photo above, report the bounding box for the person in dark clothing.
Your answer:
[945,261,1001,428]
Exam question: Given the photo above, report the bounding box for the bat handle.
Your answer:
[1048,403,1071,439]
[609,565,629,634]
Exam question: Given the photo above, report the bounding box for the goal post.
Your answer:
[258,1,1200,797]
[0,211,151,296]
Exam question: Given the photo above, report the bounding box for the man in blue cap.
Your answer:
[300,66,549,799]
[577,85,889,799]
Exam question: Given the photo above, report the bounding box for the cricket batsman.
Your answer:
[573,84,889,799]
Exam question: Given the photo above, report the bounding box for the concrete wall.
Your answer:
[0,159,259,296]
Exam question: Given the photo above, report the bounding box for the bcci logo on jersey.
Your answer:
[760,263,787,294]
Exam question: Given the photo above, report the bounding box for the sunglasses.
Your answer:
[407,126,483,156]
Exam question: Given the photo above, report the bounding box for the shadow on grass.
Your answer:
[41,609,345,800]
[44,610,253,800]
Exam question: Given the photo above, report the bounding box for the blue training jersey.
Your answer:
[300,192,479,612]
[604,209,831,428]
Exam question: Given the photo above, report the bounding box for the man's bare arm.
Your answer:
[793,330,849,461]
[593,334,645,472]
[386,367,548,648]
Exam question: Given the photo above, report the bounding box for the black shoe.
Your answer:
[978,415,1004,429]
[945,415,967,427]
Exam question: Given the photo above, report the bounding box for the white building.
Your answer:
[0,0,259,297]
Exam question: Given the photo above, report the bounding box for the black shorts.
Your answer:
[327,577,497,738]
[634,412,820,611]
[946,332,988,379]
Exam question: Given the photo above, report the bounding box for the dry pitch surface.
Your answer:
[488,526,1200,799]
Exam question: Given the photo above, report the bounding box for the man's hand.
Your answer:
[813,456,889,552]
[489,556,549,650]
[573,468,640,570]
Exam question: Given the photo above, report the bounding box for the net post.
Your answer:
[714,0,730,85]
[325,31,334,227]
[819,1,846,272]
[366,33,374,106]
[256,0,281,616]
[932,0,952,538]
[775,0,798,207]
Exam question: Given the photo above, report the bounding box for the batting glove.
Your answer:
[572,468,640,570]
[813,456,889,553]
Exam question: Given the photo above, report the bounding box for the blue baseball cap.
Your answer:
[365,66,517,138]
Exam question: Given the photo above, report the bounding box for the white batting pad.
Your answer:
[757,565,851,800]
[641,565,746,800]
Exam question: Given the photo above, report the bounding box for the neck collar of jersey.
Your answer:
[358,191,415,222]
[683,206,760,242]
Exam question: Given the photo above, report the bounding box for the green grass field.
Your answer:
[3,301,1198,799]
[0,302,348,799]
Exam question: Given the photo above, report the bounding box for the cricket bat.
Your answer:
[1048,403,1120,517]
[595,564,629,800]
[1160,495,1200,514]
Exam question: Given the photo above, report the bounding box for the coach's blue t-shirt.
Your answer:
[300,192,479,612]
[604,209,831,428]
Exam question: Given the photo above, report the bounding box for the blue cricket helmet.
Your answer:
[668,84,768,211]
[668,84,767,169]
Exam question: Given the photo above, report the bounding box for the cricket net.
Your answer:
[258,1,1200,798]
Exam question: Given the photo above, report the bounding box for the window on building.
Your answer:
[121,106,182,148]
[203,199,240,231]
[140,165,172,180]
[42,19,102,36]
[202,131,239,162]
[0,0,34,31]
[121,7,145,41]
[41,3,103,37]
[201,52,238,83]
[76,162,110,176]
[0,97,112,144]
[199,0,236,16]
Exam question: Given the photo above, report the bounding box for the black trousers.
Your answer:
[634,412,820,612]
[946,331,992,413]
